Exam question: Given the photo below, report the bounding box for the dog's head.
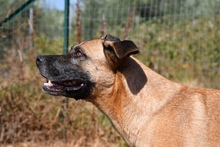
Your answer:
[36,34,139,100]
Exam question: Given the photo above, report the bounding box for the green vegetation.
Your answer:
[131,16,220,88]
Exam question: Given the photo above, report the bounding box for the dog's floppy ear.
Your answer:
[101,34,139,70]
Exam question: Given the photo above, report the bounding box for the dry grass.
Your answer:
[0,49,126,147]
[3,139,116,147]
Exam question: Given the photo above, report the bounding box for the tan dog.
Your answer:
[36,34,220,147]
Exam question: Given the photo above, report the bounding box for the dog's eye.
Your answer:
[74,51,83,57]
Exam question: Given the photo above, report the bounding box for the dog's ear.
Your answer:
[101,34,139,70]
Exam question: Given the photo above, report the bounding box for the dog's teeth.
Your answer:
[44,80,53,86]
[48,80,53,86]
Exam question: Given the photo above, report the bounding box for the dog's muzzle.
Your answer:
[36,55,94,100]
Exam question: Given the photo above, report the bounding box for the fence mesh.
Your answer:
[0,0,220,146]
[1,0,219,87]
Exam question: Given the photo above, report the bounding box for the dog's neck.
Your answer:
[92,57,183,146]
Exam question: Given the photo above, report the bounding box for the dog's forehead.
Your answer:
[71,39,103,53]
[70,41,86,51]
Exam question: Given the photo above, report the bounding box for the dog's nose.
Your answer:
[36,55,46,65]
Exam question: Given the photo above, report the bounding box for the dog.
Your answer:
[36,34,220,147]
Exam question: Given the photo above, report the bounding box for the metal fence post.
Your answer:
[62,0,70,143]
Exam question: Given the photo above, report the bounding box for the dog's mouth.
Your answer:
[42,79,86,95]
